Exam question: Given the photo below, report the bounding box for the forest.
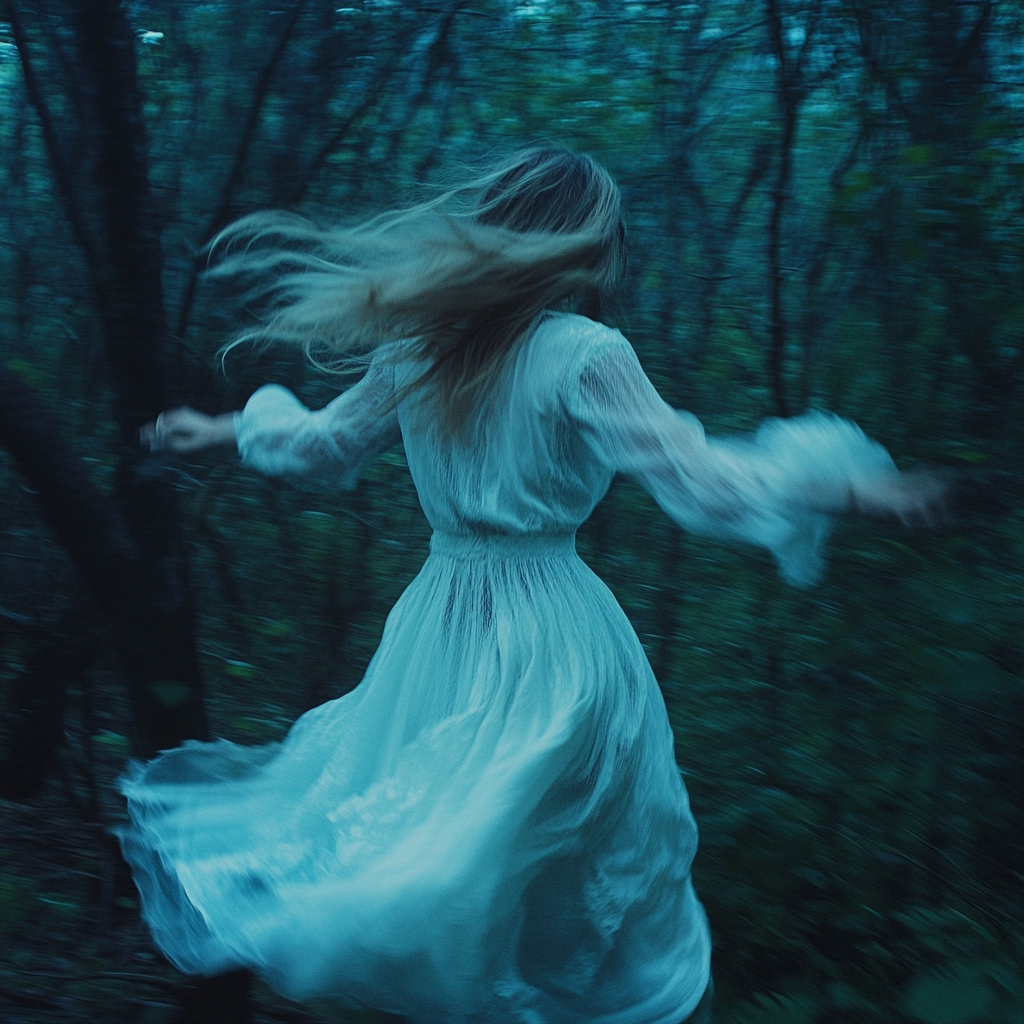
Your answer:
[0,1,1021,1022]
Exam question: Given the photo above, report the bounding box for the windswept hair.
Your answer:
[211,148,626,432]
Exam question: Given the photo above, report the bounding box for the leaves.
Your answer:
[900,962,1011,1024]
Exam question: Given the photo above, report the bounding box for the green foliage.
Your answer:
[0,871,36,936]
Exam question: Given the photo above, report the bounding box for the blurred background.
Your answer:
[0,1,1021,1021]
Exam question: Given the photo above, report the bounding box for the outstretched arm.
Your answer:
[569,332,946,585]
[142,349,401,488]
[142,408,236,453]
[843,468,947,525]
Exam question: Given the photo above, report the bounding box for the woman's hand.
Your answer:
[141,408,237,454]
[850,469,950,527]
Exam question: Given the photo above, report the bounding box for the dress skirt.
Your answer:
[119,532,711,1024]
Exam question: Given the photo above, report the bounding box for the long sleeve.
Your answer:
[235,349,400,488]
[568,332,898,586]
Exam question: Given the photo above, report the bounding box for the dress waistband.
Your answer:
[429,532,577,560]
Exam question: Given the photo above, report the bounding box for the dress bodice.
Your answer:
[396,315,616,541]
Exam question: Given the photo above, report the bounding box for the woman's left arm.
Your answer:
[142,408,237,453]
[144,349,401,489]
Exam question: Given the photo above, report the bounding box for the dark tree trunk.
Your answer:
[0,593,95,801]
[5,3,251,1018]
[8,0,209,757]
[763,0,822,419]
[0,365,209,756]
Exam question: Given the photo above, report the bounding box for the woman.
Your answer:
[126,148,941,1023]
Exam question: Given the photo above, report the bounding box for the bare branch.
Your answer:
[6,7,107,318]
[175,0,309,341]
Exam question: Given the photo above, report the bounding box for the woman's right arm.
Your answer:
[568,330,945,586]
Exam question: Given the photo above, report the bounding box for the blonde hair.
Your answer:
[212,148,626,432]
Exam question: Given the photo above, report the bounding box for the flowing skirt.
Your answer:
[119,533,711,1023]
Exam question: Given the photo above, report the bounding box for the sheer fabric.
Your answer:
[120,314,896,1023]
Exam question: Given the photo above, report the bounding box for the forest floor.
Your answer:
[0,771,352,1023]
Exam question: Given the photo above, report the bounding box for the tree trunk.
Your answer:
[7,2,251,1018]
[9,0,210,757]
[0,364,209,757]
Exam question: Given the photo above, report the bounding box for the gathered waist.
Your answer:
[429,531,577,560]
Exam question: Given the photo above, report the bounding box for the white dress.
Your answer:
[119,313,897,1023]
